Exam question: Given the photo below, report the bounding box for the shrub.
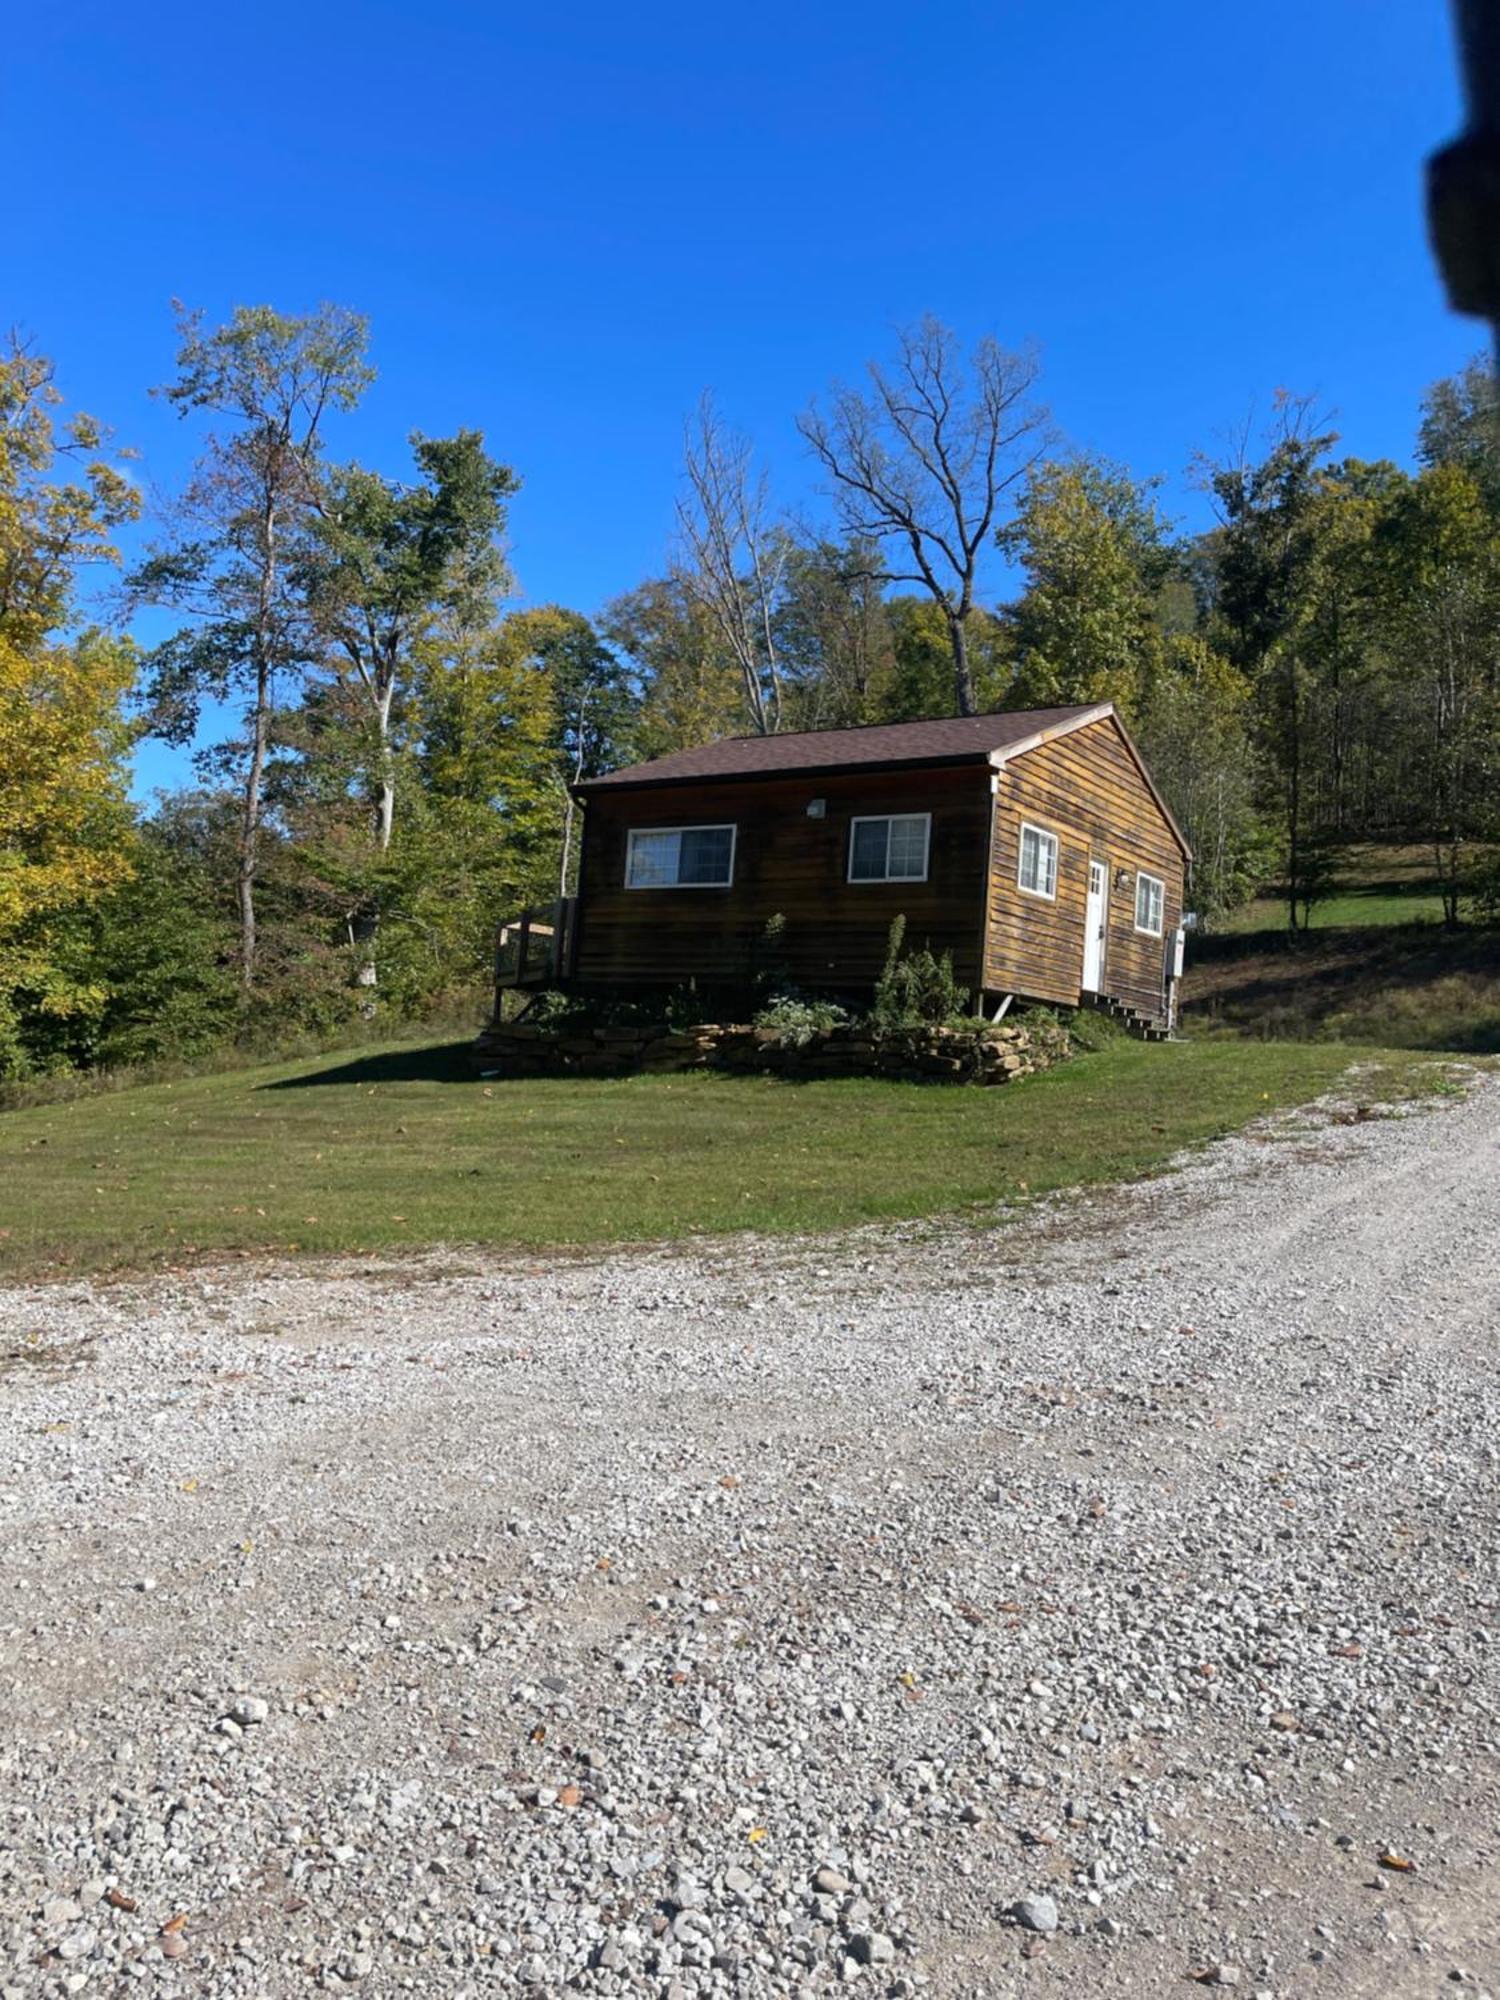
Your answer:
[519,982,715,1032]
[870,916,971,1027]
[1051,1004,1130,1054]
[752,990,850,1046]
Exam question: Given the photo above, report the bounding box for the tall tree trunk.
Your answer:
[558,792,576,902]
[236,661,270,990]
[374,676,396,853]
[375,765,395,851]
[1285,655,1304,933]
[237,491,278,990]
[949,610,976,717]
[354,677,396,999]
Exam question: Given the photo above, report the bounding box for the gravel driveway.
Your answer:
[3,1073,1498,1999]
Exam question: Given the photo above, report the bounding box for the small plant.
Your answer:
[520,984,713,1032]
[522,988,585,1029]
[1055,1004,1129,1054]
[663,980,709,1031]
[870,915,970,1027]
[752,990,850,1046]
[748,911,791,998]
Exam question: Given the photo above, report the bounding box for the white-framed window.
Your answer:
[1017,821,1059,900]
[1134,870,1165,936]
[847,812,931,883]
[625,823,736,889]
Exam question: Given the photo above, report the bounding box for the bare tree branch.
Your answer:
[674,394,787,734]
[799,315,1048,714]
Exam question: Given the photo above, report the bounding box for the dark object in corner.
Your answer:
[1429,1,1500,334]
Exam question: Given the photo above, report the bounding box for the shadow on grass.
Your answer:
[1183,922,1500,1053]
[262,1041,480,1089]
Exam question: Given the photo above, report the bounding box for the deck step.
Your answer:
[1079,992,1173,1042]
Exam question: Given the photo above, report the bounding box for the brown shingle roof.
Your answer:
[577,704,1109,791]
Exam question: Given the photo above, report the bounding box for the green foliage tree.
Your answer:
[1418,355,1500,515]
[602,578,743,755]
[1134,636,1273,925]
[129,303,372,988]
[1000,456,1172,721]
[1202,397,1347,929]
[422,602,632,901]
[299,429,519,986]
[39,819,238,1070]
[1372,464,1500,925]
[774,537,896,727]
[882,597,1011,720]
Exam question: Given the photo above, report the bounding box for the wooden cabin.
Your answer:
[529,703,1191,1025]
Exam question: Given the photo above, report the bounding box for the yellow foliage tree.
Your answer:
[0,343,140,1069]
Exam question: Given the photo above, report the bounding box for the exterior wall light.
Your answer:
[806,798,827,818]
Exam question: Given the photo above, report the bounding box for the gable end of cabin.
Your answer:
[982,712,1188,1022]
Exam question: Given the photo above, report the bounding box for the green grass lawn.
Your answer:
[1219,842,1461,934]
[0,1036,1453,1280]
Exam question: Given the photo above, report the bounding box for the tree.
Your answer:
[799,316,1047,716]
[602,577,744,757]
[423,604,632,900]
[299,429,519,984]
[1135,636,1272,925]
[774,537,896,727]
[1418,356,1500,516]
[1202,397,1344,929]
[41,815,238,1070]
[0,342,139,1075]
[517,608,633,897]
[129,303,372,989]
[1000,456,1172,721]
[0,630,137,1070]
[0,342,138,646]
[883,596,1011,721]
[1374,465,1500,925]
[676,394,788,735]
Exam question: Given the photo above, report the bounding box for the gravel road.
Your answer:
[3,1072,1498,1999]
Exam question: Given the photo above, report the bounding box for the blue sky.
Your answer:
[11,0,1479,797]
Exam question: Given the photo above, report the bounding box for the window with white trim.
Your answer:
[848,813,931,883]
[625,824,736,889]
[1134,870,1165,935]
[1017,822,1059,900]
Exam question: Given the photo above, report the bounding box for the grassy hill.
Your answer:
[1216,841,1456,933]
[1,844,1490,1280]
[1183,843,1500,1051]
[0,1037,1449,1281]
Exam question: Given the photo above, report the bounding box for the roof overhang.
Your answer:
[572,747,995,799]
[988,702,1193,863]
[574,701,1193,864]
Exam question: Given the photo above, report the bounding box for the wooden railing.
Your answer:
[493,897,577,1013]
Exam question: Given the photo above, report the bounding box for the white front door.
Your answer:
[1082,860,1107,992]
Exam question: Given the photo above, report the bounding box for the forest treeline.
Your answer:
[3,308,1498,1077]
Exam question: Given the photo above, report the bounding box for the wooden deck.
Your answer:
[492,899,577,1008]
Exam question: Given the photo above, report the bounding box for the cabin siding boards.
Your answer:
[984,717,1185,1014]
[575,767,991,992]
[569,706,1188,1018]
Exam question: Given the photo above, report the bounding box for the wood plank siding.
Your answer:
[574,765,993,994]
[983,714,1186,1017]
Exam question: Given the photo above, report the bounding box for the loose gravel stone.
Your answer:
[1013,1893,1060,1934]
[2,1069,1497,1997]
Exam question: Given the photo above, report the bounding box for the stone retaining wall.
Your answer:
[474,1016,1070,1084]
